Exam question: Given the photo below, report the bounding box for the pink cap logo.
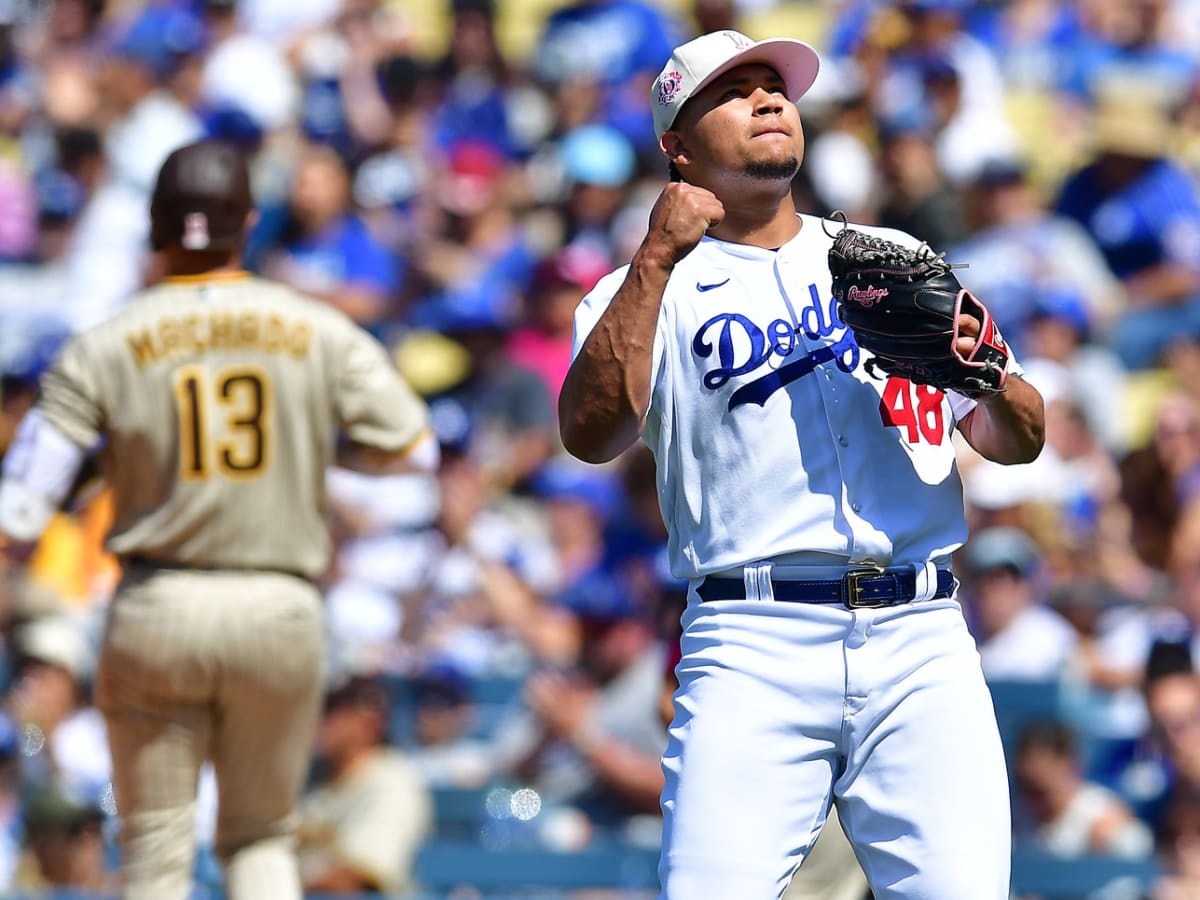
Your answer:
[657,70,683,106]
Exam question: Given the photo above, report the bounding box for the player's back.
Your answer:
[38,273,415,579]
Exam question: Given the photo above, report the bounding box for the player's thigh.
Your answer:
[211,574,324,837]
[837,604,1010,900]
[95,574,217,818]
[661,601,846,900]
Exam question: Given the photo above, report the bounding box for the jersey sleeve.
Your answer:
[332,319,430,453]
[35,333,105,450]
[570,263,668,400]
[570,266,628,360]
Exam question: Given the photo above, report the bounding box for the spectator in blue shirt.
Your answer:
[249,142,400,327]
[1054,89,1200,369]
[534,0,682,154]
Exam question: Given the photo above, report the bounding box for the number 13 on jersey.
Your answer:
[174,364,272,479]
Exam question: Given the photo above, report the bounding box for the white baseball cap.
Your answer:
[650,30,821,137]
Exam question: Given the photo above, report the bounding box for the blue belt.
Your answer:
[697,568,957,608]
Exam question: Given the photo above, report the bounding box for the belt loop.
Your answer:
[911,561,938,602]
[758,562,775,602]
[742,562,774,602]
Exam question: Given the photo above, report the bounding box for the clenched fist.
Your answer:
[642,182,726,267]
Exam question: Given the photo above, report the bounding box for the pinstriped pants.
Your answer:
[95,567,325,900]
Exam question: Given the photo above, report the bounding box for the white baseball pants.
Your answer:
[659,591,1011,900]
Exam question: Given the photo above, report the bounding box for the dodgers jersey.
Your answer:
[573,214,1021,580]
[35,273,429,578]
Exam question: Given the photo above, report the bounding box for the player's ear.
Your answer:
[661,131,691,172]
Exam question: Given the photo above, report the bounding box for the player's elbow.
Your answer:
[559,419,622,465]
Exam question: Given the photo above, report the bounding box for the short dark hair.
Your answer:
[1016,719,1077,759]
[1145,639,1195,694]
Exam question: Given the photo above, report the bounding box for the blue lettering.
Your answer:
[799,283,843,338]
[766,319,797,357]
[694,314,795,390]
[693,288,862,409]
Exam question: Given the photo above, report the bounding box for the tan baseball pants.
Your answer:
[95,566,325,900]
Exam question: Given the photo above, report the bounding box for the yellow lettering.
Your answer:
[182,315,207,354]
[263,315,285,353]
[126,329,159,367]
[210,313,235,350]
[288,322,312,359]
[159,318,183,356]
[237,313,260,348]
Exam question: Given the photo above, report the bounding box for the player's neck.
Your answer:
[708,191,801,249]
[162,247,245,278]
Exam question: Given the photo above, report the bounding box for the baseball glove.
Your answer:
[827,224,1010,398]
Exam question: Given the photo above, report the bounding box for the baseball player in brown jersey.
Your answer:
[0,139,437,900]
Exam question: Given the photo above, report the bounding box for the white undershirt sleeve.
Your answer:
[0,410,88,542]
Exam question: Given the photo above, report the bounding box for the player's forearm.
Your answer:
[559,250,672,464]
[965,374,1045,465]
[573,725,666,813]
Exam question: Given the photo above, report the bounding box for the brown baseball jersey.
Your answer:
[35,272,429,579]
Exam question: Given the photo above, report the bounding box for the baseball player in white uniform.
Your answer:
[558,31,1046,899]
[0,140,437,899]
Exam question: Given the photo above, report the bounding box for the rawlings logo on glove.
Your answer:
[826,219,1010,398]
[845,285,888,307]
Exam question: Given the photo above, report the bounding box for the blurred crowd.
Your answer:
[2,0,1200,896]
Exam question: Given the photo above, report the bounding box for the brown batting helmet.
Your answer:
[149,139,253,252]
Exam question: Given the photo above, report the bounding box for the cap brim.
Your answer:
[692,38,821,109]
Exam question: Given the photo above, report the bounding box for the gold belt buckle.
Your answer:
[843,567,888,608]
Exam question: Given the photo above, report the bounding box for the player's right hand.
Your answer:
[641,182,726,267]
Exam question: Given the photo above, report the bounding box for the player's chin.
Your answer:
[742,153,800,182]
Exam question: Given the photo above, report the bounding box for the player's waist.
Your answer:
[696,562,957,609]
[120,554,314,582]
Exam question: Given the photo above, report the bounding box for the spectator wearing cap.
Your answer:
[409,140,537,338]
[507,243,611,406]
[250,142,399,328]
[1020,296,1130,456]
[50,4,204,330]
[960,525,1078,681]
[404,663,494,790]
[534,0,682,147]
[99,3,206,192]
[9,615,111,811]
[557,124,636,262]
[952,158,1123,357]
[919,50,1021,186]
[296,673,431,895]
[1053,85,1200,370]
[14,781,110,892]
